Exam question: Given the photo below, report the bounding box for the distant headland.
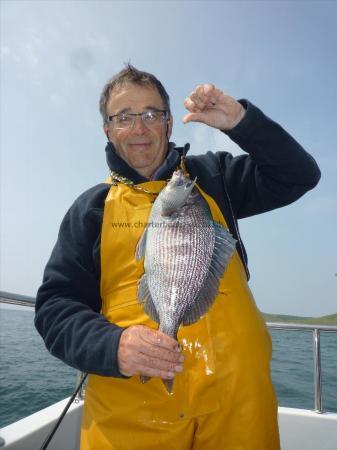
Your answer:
[262,312,337,326]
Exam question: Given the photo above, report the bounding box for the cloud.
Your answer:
[0,45,9,57]
[1,23,44,69]
[23,42,40,67]
[50,93,66,109]
[301,195,337,215]
[1,44,21,64]
[317,154,337,171]
[69,47,95,73]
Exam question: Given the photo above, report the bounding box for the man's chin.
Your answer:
[129,158,155,171]
[118,145,166,176]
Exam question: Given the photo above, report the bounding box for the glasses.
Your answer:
[107,110,169,130]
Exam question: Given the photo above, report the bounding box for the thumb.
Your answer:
[183,113,205,124]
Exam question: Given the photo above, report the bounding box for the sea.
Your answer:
[0,305,336,428]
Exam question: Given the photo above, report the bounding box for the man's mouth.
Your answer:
[128,142,152,149]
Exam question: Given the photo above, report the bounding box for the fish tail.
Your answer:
[140,375,151,384]
[140,375,174,394]
[162,378,174,394]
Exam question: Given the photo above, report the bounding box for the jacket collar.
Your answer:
[105,141,190,183]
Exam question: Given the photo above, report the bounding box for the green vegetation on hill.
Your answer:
[262,312,337,326]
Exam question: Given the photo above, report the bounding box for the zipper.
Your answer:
[216,154,250,281]
[224,187,250,281]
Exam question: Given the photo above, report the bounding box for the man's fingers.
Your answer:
[140,344,184,364]
[117,325,184,378]
[183,113,205,124]
[201,83,216,97]
[184,97,200,113]
[190,91,207,110]
[120,352,183,378]
[137,352,183,373]
[195,84,219,103]
[135,364,176,380]
[184,85,221,116]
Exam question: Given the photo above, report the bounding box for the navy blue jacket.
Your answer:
[35,100,321,377]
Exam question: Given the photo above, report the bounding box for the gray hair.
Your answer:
[99,63,171,123]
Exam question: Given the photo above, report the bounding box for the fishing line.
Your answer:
[209,121,227,154]
[39,373,88,450]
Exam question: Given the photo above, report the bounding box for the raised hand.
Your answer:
[117,325,184,379]
[183,83,246,131]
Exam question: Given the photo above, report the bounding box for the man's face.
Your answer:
[104,83,173,178]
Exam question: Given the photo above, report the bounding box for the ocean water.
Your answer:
[0,306,336,428]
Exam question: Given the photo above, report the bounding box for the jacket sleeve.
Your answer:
[34,184,126,377]
[219,99,321,219]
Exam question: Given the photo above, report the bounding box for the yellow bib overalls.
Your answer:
[80,181,280,450]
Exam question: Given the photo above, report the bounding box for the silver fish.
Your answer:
[135,170,236,392]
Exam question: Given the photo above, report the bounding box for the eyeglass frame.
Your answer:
[107,109,170,130]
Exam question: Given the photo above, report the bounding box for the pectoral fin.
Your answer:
[138,274,160,324]
[135,229,148,260]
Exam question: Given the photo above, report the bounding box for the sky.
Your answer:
[1,0,336,317]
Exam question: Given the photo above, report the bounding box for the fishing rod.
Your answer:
[39,373,87,450]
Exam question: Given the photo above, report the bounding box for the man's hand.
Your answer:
[183,84,246,131]
[117,325,184,379]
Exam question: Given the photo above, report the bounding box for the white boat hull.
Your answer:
[1,399,337,450]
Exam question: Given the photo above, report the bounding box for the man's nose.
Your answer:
[132,116,147,134]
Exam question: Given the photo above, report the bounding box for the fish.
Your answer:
[135,169,236,393]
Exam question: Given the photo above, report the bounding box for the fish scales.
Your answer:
[146,203,214,336]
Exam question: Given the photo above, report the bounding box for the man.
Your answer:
[35,64,320,450]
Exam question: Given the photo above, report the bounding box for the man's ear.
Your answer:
[167,116,173,140]
[103,124,110,141]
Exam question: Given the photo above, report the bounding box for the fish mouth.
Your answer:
[170,171,196,188]
[170,170,185,185]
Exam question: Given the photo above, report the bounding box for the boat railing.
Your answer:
[1,292,336,415]
[267,321,337,414]
[0,292,35,308]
